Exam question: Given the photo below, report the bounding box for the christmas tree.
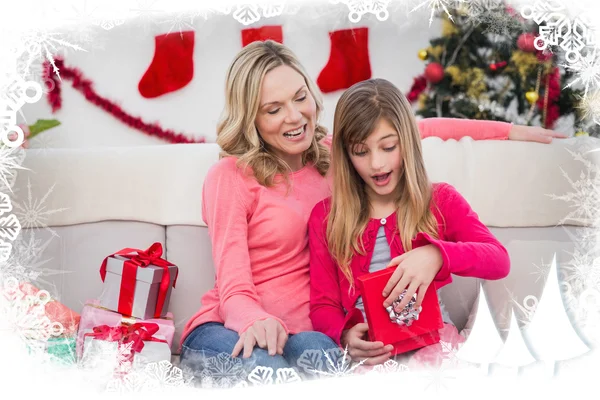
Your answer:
[407,0,596,137]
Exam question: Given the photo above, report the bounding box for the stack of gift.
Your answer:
[357,267,444,356]
[76,242,178,371]
[9,281,81,365]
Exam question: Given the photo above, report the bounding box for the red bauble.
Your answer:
[489,61,507,72]
[424,62,444,84]
[517,33,537,53]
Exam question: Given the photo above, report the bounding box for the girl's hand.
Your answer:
[341,323,393,365]
[382,244,443,310]
[508,125,568,144]
[231,318,288,358]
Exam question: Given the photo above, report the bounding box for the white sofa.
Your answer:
[10,136,600,355]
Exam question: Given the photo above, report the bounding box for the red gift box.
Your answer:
[357,267,444,356]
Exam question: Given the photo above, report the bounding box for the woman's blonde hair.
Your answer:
[327,78,440,287]
[216,40,330,186]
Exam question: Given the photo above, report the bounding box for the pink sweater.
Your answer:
[308,183,510,345]
[180,118,511,345]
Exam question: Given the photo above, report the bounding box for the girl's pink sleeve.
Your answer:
[308,201,361,346]
[418,118,512,140]
[412,183,510,285]
[202,159,289,334]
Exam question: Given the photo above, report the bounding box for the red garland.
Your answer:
[407,75,428,103]
[536,67,561,129]
[42,58,205,144]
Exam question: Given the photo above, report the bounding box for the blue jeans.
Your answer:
[180,322,342,387]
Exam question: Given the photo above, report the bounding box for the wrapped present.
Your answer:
[18,282,81,337]
[98,242,178,319]
[46,336,77,365]
[357,267,444,356]
[76,299,175,359]
[81,323,171,371]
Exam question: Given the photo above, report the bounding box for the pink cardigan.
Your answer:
[308,183,511,345]
[180,119,511,347]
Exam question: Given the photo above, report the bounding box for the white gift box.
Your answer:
[98,254,178,319]
[80,328,171,370]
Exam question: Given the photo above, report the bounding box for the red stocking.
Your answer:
[317,27,372,93]
[242,25,283,47]
[138,31,195,98]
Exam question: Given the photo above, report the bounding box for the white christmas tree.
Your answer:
[491,309,536,375]
[455,283,504,375]
[522,253,590,377]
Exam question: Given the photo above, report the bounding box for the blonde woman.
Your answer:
[180,41,563,376]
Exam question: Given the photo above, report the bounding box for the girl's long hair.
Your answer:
[327,78,440,287]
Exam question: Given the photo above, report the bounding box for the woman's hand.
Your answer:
[508,125,568,143]
[341,323,394,365]
[231,318,288,358]
[382,245,443,310]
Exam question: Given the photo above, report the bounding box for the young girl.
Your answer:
[308,78,510,367]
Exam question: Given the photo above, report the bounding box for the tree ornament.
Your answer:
[418,49,428,61]
[489,61,507,72]
[424,62,445,84]
[526,91,540,104]
[517,33,537,53]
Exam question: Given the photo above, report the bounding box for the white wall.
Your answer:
[21,3,444,148]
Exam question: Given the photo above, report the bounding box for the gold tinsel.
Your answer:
[444,65,487,98]
[418,93,428,109]
[426,45,444,61]
[466,68,486,98]
[445,65,465,86]
[442,18,460,37]
[507,50,552,82]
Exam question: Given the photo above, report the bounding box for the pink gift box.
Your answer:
[76,299,174,359]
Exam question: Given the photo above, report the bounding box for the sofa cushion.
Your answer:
[14,138,599,229]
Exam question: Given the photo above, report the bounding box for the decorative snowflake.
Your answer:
[332,0,391,23]
[521,1,596,65]
[160,11,198,37]
[18,30,86,81]
[0,213,21,250]
[548,148,600,227]
[128,0,164,25]
[195,352,247,388]
[367,358,409,374]
[562,240,600,294]
[410,0,466,27]
[503,288,538,329]
[106,360,194,392]
[437,339,463,367]
[480,6,526,38]
[303,346,366,378]
[563,48,600,97]
[1,76,43,148]
[422,363,456,392]
[1,277,64,351]
[462,0,504,25]
[0,148,25,194]
[232,3,285,26]
[529,258,551,284]
[546,143,600,346]
[578,90,600,125]
[80,339,136,382]
[12,178,69,238]
[0,231,62,285]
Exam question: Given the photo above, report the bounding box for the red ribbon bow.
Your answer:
[99,243,178,318]
[84,322,167,355]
